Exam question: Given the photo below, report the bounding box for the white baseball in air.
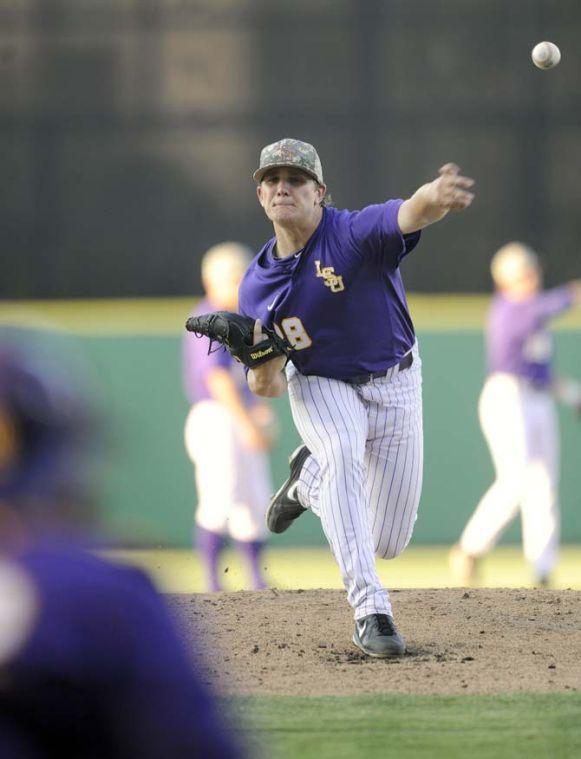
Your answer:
[531,41,561,70]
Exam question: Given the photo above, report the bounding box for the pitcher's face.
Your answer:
[257,167,325,227]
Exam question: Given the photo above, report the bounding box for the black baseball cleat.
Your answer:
[266,444,311,534]
[353,614,406,658]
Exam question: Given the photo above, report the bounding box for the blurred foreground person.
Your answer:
[450,243,581,587]
[0,333,243,758]
[183,243,276,591]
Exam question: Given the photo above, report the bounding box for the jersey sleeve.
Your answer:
[536,286,575,322]
[347,199,421,267]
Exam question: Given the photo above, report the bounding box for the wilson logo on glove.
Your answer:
[185,311,292,369]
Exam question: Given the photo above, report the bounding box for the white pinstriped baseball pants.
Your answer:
[286,343,423,620]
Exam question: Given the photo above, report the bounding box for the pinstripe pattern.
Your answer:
[289,344,423,620]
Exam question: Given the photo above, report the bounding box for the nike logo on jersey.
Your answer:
[267,295,280,311]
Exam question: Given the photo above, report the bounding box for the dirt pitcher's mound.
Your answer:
[170,588,581,696]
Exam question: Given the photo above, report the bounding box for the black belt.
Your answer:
[343,352,413,385]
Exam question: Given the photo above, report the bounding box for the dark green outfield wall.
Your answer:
[83,331,581,547]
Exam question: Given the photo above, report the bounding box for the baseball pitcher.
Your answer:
[187,139,474,657]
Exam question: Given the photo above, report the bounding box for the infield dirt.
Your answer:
[170,587,581,697]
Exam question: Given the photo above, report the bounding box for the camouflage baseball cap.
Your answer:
[253,138,324,185]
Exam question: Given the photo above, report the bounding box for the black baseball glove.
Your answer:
[185,311,292,369]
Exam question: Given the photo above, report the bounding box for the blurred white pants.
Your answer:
[460,373,559,578]
[184,401,271,542]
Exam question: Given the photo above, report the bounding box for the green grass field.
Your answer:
[106,545,581,593]
[231,693,581,759]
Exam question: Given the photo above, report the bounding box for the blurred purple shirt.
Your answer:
[0,540,243,758]
[486,286,574,387]
[183,298,255,407]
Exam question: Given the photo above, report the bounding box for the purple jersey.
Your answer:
[0,541,242,758]
[238,200,421,380]
[486,286,574,387]
[183,298,255,406]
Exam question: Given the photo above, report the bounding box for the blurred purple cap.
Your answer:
[0,346,93,504]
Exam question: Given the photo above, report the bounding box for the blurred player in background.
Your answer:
[183,243,276,592]
[450,243,581,587]
[238,138,474,658]
[0,330,243,758]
